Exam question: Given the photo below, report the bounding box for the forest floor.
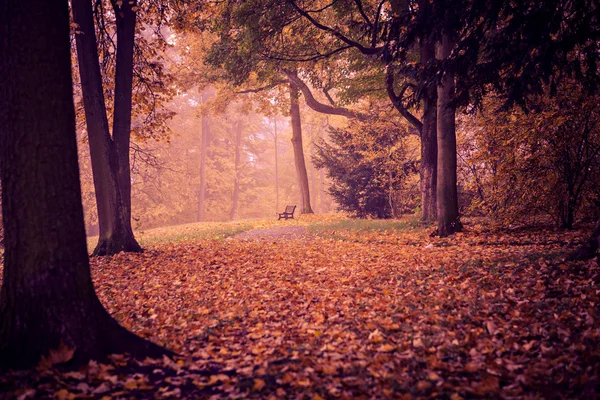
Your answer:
[1,215,599,399]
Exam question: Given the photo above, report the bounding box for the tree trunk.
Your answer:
[420,38,438,224]
[274,116,280,213]
[230,120,242,221]
[310,130,319,213]
[198,114,210,221]
[102,0,142,255]
[0,0,168,369]
[72,0,141,257]
[320,128,326,212]
[289,80,314,214]
[436,35,462,237]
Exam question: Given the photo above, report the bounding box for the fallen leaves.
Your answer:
[1,219,599,398]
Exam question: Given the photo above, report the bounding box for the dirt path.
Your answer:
[233,226,311,240]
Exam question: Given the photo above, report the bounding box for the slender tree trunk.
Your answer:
[198,114,210,221]
[420,38,438,224]
[320,128,326,212]
[72,0,141,256]
[436,35,462,237]
[105,0,142,254]
[0,0,168,369]
[72,0,116,245]
[310,129,318,213]
[274,116,280,213]
[289,80,314,214]
[230,120,242,221]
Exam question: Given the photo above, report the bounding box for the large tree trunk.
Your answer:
[420,39,438,224]
[72,0,141,257]
[230,120,242,221]
[289,80,314,214]
[436,35,462,237]
[0,0,168,369]
[198,114,210,221]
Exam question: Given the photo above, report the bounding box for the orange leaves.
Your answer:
[2,219,599,398]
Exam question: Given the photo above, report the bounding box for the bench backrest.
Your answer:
[285,205,296,213]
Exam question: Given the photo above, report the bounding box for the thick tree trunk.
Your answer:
[198,114,210,221]
[289,80,314,214]
[436,35,462,237]
[230,120,242,221]
[0,0,168,369]
[72,0,141,257]
[420,39,438,224]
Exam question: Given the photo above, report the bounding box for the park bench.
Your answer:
[278,205,296,220]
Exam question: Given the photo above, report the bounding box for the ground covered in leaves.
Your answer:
[1,217,599,399]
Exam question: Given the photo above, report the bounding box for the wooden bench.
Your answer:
[278,205,296,220]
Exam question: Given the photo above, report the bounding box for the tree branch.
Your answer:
[288,0,383,56]
[385,67,422,133]
[283,69,367,121]
[354,0,373,28]
[234,80,287,94]
[323,88,336,105]
[263,44,353,62]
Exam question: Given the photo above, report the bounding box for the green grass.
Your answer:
[307,216,422,236]
[85,214,423,251]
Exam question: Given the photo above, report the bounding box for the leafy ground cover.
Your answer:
[1,216,599,399]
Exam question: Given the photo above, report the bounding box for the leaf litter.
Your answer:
[1,220,599,399]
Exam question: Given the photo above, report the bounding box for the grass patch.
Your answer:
[308,216,422,237]
[86,214,347,251]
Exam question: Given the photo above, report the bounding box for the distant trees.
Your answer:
[314,106,418,218]
[0,0,166,368]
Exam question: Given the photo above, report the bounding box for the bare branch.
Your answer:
[385,66,422,133]
[288,0,383,56]
[263,45,353,62]
[283,69,367,121]
[323,88,336,105]
[354,0,373,28]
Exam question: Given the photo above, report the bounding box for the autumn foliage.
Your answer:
[1,217,599,398]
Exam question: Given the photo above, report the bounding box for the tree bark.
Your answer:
[198,113,210,221]
[289,80,314,214]
[230,120,242,221]
[105,0,142,254]
[0,0,168,369]
[274,116,280,213]
[72,0,141,257]
[420,39,438,224]
[436,35,462,236]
